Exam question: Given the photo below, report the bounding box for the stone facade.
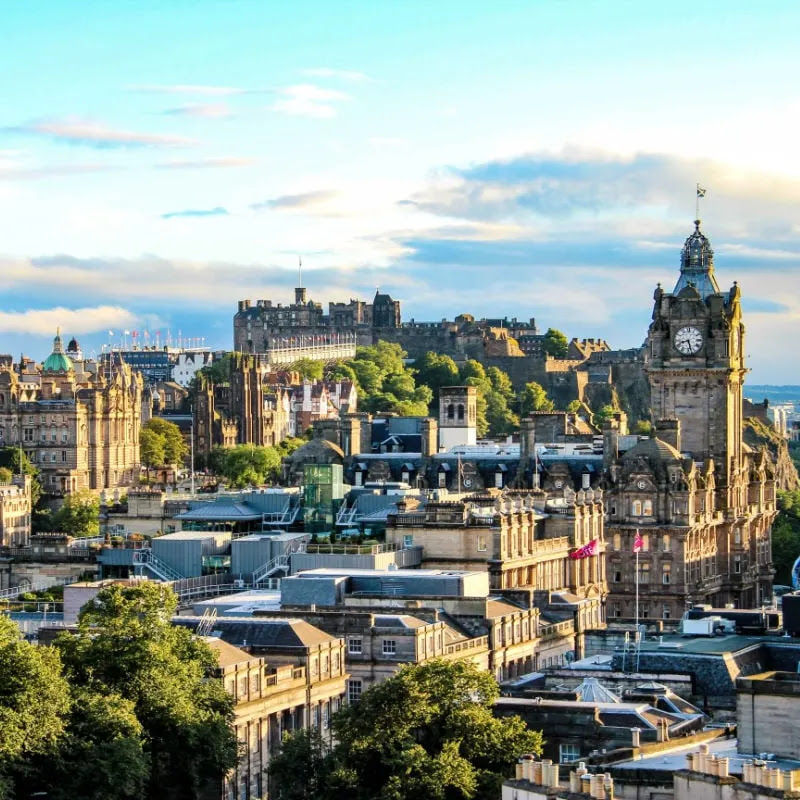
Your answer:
[0,332,144,496]
[0,474,31,547]
[605,221,777,619]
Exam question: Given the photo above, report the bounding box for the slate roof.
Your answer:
[622,436,682,463]
[177,501,262,521]
[174,616,335,649]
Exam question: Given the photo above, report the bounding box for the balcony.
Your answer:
[444,636,489,656]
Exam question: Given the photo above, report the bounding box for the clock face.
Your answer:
[554,480,564,489]
[674,326,703,355]
[636,480,647,490]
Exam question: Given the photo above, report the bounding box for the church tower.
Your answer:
[645,219,746,493]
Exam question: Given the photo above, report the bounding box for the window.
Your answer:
[613,533,621,551]
[348,637,362,655]
[403,534,414,548]
[40,451,47,463]
[457,404,464,421]
[447,404,455,420]
[643,499,653,516]
[613,570,622,583]
[662,563,671,585]
[438,471,446,488]
[559,744,580,763]
[663,534,671,552]
[62,431,68,442]
[663,605,671,619]
[382,639,397,656]
[613,604,621,618]
[734,556,742,574]
[640,563,650,584]
[631,500,642,516]
[61,451,67,462]
[40,431,47,442]
[51,453,57,462]
[23,428,33,443]
[641,534,650,552]
[477,535,487,552]
[347,679,362,703]
[734,529,742,545]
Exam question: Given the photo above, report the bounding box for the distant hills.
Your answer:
[746,386,800,405]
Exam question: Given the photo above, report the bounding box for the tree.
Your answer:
[593,404,618,428]
[460,359,488,387]
[485,391,518,437]
[634,420,654,436]
[293,358,324,382]
[270,660,542,800]
[350,359,383,395]
[56,582,238,800]
[0,616,71,796]
[0,467,11,484]
[412,352,460,405]
[566,399,582,413]
[328,362,357,383]
[520,382,555,416]
[542,328,569,358]
[773,489,800,584]
[0,446,42,507]
[217,444,282,487]
[487,367,514,402]
[143,418,189,465]
[140,427,166,476]
[49,489,100,538]
[268,727,334,800]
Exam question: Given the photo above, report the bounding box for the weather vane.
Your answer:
[695,183,707,221]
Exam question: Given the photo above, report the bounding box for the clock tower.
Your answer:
[645,219,746,490]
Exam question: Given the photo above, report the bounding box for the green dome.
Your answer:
[43,329,74,373]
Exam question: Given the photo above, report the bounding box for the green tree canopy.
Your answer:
[412,352,460,404]
[293,357,324,381]
[213,444,283,487]
[520,382,555,416]
[47,489,100,538]
[142,418,189,466]
[140,427,166,472]
[487,366,515,402]
[542,328,569,358]
[271,660,542,800]
[593,403,618,428]
[773,489,800,584]
[0,467,11,484]
[56,582,238,800]
[0,446,42,507]
[0,616,71,776]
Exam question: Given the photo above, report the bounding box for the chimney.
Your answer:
[602,419,620,471]
[655,418,681,452]
[420,418,438,458]
[342,414,364,456]
[581,468,591,490]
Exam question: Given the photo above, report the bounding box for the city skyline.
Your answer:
[2,0,799,381]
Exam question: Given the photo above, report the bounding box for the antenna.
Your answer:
[298,255,303,287]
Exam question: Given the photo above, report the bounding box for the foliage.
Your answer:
[412,352,460,408]
[268,727,335,800]
[0,617,70,781]
[141,418,189,466]
[45,489,100,538]
[592,403,618,428]
[0,446,42,507]
[56,582,238,800]
[293,357,324,381]
[202,353,232,384]
[520,382,555,416]
[270,660,542,800]
[456,360,519,437]
[342,342,432,417]
[541,328,569,358]
[566,399,581,413]
[140,427,166,472]
[634,420,654,436]
[773,489,800,585]
[0,467,10,484]
[211,443,282,487]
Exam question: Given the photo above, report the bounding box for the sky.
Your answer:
[1,0,799,383]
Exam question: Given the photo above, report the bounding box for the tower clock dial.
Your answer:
[674,326,703,355]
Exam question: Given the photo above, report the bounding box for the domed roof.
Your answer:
[42,329,74,373]
[289,438,344,463]
[66,336,80,353]
[673,219,720,299]
[622,436,682,463]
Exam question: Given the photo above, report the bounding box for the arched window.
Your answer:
[447,404,455,420]
[631,499,642,516]
[457,404,465,421]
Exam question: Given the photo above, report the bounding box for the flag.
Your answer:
[569,539,598,560]
[108,330,114,336]
[633,530,643,553]
[696,184,707,197]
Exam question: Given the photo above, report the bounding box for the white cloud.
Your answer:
[0,306,139,336]
[272,84,349,118]
[162,103,233,119]
[129,84,270,96]
[9,118,196,149]
[156,156,256,170]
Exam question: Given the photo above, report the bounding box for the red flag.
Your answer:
[570,539,598,560]
[633,531,643,553]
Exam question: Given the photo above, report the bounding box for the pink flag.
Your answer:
[570,539,598,560]
[633,531,643,553]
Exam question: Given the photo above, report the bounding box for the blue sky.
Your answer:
[1,0,799,382]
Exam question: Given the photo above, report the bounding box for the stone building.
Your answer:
[0,473,32,547]
[604,220,777,618]
[0,331,144,496]
[187,623,347,800]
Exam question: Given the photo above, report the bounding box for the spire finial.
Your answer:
[298,255,303,287]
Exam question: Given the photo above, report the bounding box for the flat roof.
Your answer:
[632,634,779,656]
[291,567,484,579]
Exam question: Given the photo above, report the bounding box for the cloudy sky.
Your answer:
[1,0,798,383]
